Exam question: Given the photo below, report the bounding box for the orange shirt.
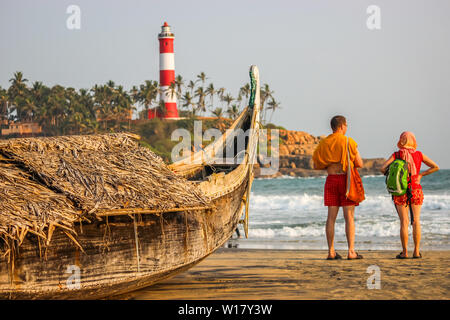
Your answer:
[312,132,358,172]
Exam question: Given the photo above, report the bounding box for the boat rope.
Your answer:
[159,213,165,237]
[202,211,209,251]
[102,216,111,253]
[184,211,189,263]
[133,214,141,273]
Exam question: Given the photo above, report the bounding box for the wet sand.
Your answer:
[113,249,449,300]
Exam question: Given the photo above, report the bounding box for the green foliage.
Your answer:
[264,123,286,130]
[1,71,282,162]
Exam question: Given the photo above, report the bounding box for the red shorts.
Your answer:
[324,174,359,207]
[393,188,424,206]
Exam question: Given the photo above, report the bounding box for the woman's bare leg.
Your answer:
[396,204,410,257]
[411,204,422,257]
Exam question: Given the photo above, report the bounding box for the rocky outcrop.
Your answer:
[254,129,385,178]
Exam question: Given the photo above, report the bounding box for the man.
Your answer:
[313,115,364,260]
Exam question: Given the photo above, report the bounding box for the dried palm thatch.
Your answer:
[0,133,209,213]
[0,162,81,249]
[0,133,210,250]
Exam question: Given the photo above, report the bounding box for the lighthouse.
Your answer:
[156,22,178,119]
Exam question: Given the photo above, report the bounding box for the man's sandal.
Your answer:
[396,252,408,259]
[326,252,343,260]
[347,252,363,260]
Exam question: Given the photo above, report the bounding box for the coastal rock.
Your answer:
[254,129,385,178]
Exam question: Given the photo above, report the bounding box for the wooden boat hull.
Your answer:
[0,175,248,299]
[0,65,261,299]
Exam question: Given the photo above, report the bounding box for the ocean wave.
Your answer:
[251,220,284,225]
[248,220,450,239]
[249,226,323,238]
[250,193,450,212]
[256,175,326,180]
[250,193,323,211]
[248,222,398,238]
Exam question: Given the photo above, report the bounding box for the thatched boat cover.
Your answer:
[0,163,80,243]
[0,133,209,245]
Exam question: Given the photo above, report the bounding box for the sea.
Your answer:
[231,169,450,251]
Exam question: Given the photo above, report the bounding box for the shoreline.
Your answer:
[112,248,450,300]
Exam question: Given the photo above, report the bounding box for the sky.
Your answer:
[1,0,449,168]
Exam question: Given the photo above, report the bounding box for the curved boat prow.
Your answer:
[0,65,262,299]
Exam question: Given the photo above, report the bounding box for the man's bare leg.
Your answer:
[326,206,340,258]
[343,206,357,259]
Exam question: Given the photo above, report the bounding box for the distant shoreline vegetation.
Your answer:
[0,71,282,162]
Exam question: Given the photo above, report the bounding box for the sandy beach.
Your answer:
[112,248,449,300]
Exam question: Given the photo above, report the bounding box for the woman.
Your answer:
[380,132,439,259]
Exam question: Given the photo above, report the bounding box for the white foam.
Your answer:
[248,219,450,239]
[250,193,323,211]
[250,193,450,212]
[248,224,382,239]
[251,220,284,225]
[256,175,326,180]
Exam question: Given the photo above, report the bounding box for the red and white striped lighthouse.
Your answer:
[157,22,178,119]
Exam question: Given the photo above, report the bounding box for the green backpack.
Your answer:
[385,159,409,196]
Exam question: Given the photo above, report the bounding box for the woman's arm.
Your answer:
[380,154,395,174]
[419,153,439,178]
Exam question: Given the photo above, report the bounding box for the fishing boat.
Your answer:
[0,65,261,299]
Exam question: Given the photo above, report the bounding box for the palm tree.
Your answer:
[44,85,68,133]
[239,83,251,99]
[130,85,140,103]
[78,88,97,133]
[239,83,251,107]
[8,71,29,122]
[260,83,274,123]
[166,81,177,101]
[106,80,115,89]
[182,91,195,116]
[31,81,51,124]
[0,87,10,124]
[8,72,28,98]
[235,93,243,109]
[113,85,133,130]
[196,72,207,87]
[62,88,84,134]
[194,86,207,115]
[221,93,234,111]
[205,83,216,110]
[226,104,240,120]
[92,84,115,130]
[212,107,223,117]
[267,98,281,124]
[175,75,184,98]
[212,107,225,131]
[187,80,196,95]
[20,97,37,122]
[156,100,167,117]
[215,87,226,109]
[138,80,159,118]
